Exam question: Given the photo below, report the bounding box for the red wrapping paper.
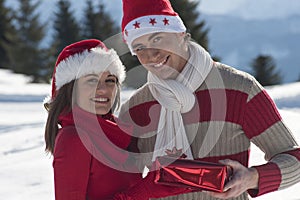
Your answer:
[154,156,230,192]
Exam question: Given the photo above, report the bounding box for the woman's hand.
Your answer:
[206,159,259,199]
[113,170,193,200]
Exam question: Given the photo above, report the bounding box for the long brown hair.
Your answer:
[44,81,75,154]
[44,78,122,154]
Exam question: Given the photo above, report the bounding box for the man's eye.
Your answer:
[134,47,144,52]
[153,37,161,43]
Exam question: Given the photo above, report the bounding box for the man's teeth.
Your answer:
[154,58,167,68]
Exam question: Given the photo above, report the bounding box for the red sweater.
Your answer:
[53,106,142,200]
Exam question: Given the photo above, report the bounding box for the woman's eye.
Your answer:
[87,78,98,85]
[105,78,117,86]
[106,79,116,83]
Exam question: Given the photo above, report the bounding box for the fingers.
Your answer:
[223,180,234,192]
[219,159,242,168]
[205,190,232,200]
[207,159,259,199]
[206,184,244,199]
[222,170,239,193]
[212,159,248,198]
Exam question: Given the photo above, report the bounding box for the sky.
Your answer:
[198,0,300,19]
[103,0,300,22]
[6,0,300,23]
[0,69,300,199]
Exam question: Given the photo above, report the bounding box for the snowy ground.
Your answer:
[0,69,299,200]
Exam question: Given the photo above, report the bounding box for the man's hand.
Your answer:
[206,159,259,199]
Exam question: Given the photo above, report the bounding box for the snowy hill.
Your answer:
[0,69,299,199]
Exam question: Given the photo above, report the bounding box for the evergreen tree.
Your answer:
[82,0,97,39]
[0,0,17,69]
[45,0,82,81]
[52,0,81,57]
[11,0,47,83]
[251,55,282,86]
[96,1,119,40]
[82,0,118,40]
[170,0,210,51]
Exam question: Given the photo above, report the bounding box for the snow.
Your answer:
[0,69,299,199]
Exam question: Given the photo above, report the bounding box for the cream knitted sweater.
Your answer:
[119,62,300,200]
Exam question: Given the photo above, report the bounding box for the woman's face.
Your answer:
[75,71,118,115]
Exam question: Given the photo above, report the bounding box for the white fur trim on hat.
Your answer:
[55,47,126,90]
[123,15,186,54]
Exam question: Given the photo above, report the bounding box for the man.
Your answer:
[118,0,300,199]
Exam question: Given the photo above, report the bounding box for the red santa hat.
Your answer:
[121,0,186,54]
[48,39,126,101]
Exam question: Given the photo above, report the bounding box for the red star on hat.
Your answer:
[149,18,157,26]
[133,21,140,29]
[121,0,187,53]
[163,18,169,25]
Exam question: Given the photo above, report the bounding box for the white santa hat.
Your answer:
[121,0,186,54]
[48,39,126,101]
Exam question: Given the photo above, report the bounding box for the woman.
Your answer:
[45,39,194,200]
[44,39,142,199]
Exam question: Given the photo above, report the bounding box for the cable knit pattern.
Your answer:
[119,56,300,199]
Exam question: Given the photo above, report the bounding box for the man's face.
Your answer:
[131,32,189,80]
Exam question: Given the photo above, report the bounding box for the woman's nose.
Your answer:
[96,82,107,91]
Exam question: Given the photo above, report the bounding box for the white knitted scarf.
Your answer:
[148,42,213,161]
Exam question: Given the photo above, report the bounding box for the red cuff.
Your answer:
[248,163,281,197]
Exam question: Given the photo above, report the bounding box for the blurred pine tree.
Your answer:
[10,0,47,83]
[251,55,282,86]
[0,0,17,69]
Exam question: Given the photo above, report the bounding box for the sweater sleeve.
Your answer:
[113,171,193,200]
[242,79,300,197]
[53,127,92,200]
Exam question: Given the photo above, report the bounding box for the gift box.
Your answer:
[154,156,231,192]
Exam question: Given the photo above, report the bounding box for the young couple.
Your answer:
[44,0,300,199]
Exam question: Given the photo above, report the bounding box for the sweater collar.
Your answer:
[58,105,133,165]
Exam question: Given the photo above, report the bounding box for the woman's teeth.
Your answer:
[92,97,108,102]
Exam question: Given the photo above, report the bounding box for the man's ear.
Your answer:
[179,32,186,36]
[177,32,186,39]
[178,32,190,42]
[175,32,186,42]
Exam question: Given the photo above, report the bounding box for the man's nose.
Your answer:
[145,48,161,60]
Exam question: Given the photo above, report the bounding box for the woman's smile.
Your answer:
[90,97,110,103]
